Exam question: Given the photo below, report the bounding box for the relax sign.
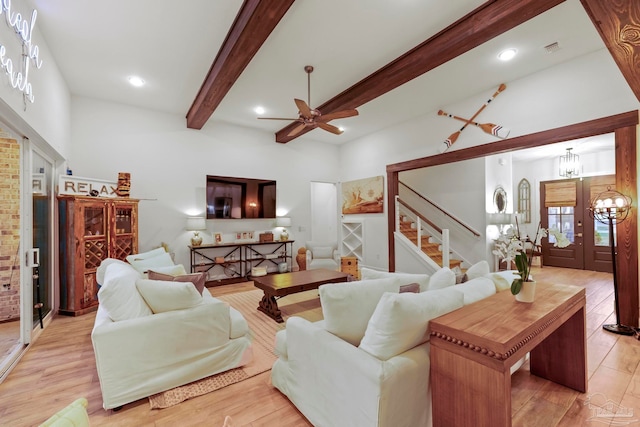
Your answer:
[0,0,43,103]
[58,175,118,198]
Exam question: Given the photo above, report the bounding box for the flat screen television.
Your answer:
[206,175,277,219]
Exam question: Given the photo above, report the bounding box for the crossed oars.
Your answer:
[438,83,507,153]
[437,110,510,139]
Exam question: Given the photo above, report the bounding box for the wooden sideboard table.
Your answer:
[429,282,586,427]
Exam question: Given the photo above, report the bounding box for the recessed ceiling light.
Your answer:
[127,76,145,87]
[338,126,345,132]
[254,106,265,115]
[497,48,517,61]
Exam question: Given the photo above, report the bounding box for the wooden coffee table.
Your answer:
[253,269,351,322]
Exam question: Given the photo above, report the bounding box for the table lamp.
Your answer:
[186,216,207,246]
[276,217,292,241]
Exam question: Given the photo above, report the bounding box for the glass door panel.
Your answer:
[32,151,53,328]
[0,136,22,377]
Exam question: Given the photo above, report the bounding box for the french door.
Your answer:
[540,176,614,272]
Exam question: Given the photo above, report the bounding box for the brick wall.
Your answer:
[0,137,20,322]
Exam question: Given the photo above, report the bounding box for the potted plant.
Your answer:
[493,222,570,302]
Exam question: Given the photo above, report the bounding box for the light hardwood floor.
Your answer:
[0,267,638,426]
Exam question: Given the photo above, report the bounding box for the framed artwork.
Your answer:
[214,233,223,244]
[342,175,384,214]
[235,231,254,241]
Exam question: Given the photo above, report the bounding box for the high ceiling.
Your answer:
[29,0,634,147]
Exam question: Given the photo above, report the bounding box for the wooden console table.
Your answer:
[429,282,586,427]
[189,240,294,285]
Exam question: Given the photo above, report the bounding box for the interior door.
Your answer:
[582,175,616,272]
[540,176,614,272]
[540,179,584,269]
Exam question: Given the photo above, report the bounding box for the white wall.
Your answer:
[339,48,639,271]
[0,0,70,158]
[69,96,341,269]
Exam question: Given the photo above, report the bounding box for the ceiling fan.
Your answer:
[258,65,359,137]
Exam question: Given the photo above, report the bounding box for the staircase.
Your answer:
[398,216,463,269]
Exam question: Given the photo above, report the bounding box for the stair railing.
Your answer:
[399,181,481,238]
[396,195,451,268]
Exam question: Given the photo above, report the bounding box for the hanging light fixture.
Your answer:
[559,148,580,178]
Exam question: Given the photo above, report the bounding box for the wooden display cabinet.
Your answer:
[58,195,139,315]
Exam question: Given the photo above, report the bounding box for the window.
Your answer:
[517,179,531,223]
[548,206,574,243]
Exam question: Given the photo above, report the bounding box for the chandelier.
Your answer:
[559,148,580,178]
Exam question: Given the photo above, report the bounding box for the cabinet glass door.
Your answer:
[112,203,136,260]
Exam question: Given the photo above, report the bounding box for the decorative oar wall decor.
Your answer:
[438,83,507,153]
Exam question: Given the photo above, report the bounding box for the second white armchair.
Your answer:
[305,241,340,270]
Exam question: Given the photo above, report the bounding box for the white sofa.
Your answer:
[271,263,516,427]
[91,258,253,409]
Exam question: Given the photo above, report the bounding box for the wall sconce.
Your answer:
[588,187,633,335]
[186,216,207,247]
[276,217,292,241]
[249,201,257,209]
[559,148,580,178]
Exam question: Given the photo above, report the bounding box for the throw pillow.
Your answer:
[312,246,334,259]
[399,283,420,293]
[455,276,496,305]
[319,276,404,346]
[135,278,203,313]
[97,262,152,321]
[148,270,207,295]
[465,260,490,280]
[485,270,520,292]
[146,264,187,276]
[125,247,166,263]
[426,267,456,291]
[127,251,175,274]
[360,267,430,292]
[40,397,90,427]
[359,287,464,360]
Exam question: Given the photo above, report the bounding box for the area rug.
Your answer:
[148,288,320,408]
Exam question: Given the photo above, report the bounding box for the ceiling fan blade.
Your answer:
[288,122,308,137]
[294,98,313,119]
[317,109,359,122]
[258,117,300,120]
[317,122,343,135]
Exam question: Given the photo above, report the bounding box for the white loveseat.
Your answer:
[91,258,253,409]
[271,263,515,427]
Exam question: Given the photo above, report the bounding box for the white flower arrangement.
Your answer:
[492,222,570,295]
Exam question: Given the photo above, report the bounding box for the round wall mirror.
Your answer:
[494,186,507,213]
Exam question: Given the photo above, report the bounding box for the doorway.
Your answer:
[540,175,615,272]
[310,182,338,243]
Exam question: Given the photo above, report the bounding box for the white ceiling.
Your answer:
[30,0,613,156]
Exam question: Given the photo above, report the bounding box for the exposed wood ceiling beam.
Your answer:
[186,0,296,130]
[580,0,640,103]
[275,0,566,143]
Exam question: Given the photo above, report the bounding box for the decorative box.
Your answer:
[259,232,274,243]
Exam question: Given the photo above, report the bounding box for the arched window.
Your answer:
[518,178,531,223]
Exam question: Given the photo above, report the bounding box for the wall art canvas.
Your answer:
[342,175,384,214]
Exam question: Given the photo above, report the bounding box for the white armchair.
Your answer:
[305,241,340,270]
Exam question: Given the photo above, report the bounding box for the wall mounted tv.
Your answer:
[206,175,277,219]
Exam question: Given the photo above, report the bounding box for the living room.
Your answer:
[0,0,639,426]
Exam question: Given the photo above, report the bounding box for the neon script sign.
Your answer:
[0,0,43,104]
